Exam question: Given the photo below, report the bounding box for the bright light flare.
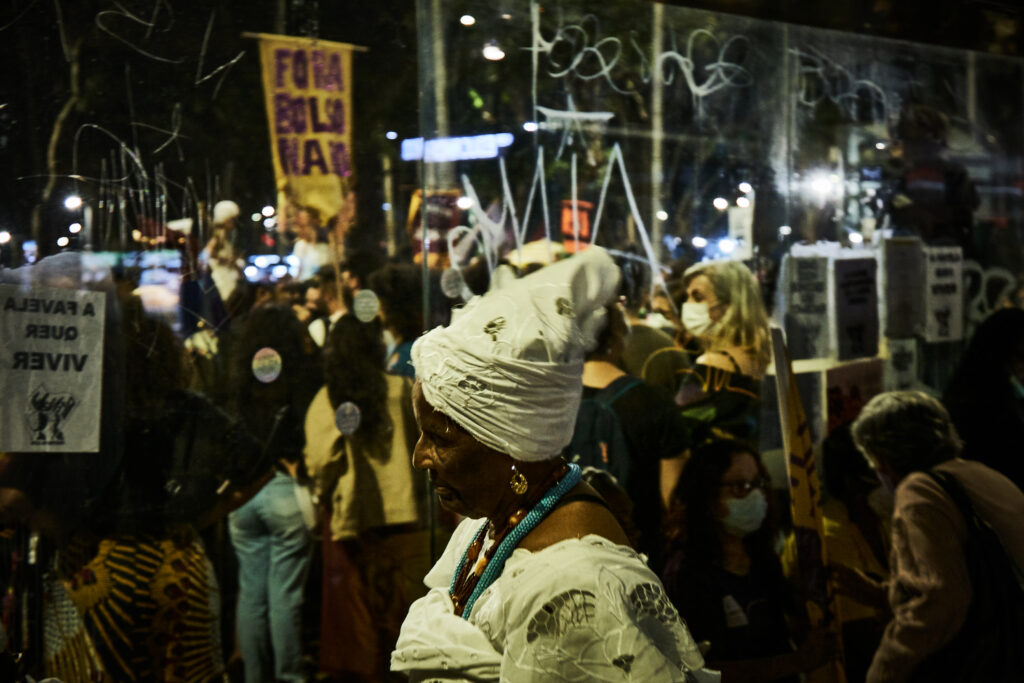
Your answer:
[482,42,506,61]
[56,236,70,247]
[718,238,736,254]
[68,222,82,234]
[456,196,474,210]
[460,14,476,26]
[262,205,275,217]
[736,197,751,208]
[64,195,83,210]
[712,197,728,211]
[738,182,753,194]
[656,210,669,221]
[692,236,708,249]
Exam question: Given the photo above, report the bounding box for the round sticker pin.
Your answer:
[440,267,464,299]
[353,289,380,323]
[334,401,362,435]
[252,347,283,383]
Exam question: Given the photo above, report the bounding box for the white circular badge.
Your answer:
[252,347,283,383]
[353,289,380,323]
[334,401,362,435]
[440,267,464,299]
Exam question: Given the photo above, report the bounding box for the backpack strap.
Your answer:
[925,468,1024,588]
[594,376,642,409]
[716,349,744,374]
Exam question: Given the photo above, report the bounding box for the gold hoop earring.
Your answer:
[509,465,528,495]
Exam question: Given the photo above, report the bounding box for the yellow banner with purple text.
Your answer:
[254,33,360,224]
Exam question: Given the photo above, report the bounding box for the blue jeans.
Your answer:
[229,472,313,683]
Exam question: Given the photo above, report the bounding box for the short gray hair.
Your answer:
[851,391,962,475]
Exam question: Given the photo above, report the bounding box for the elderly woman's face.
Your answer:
[411,382,508,519]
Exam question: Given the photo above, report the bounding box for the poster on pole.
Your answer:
[923,246,964,342]
[782,256,830,360]
[826,358,884,433]
[0,285,106,452]
[255,33,362,224]
[882,238,925,338]
[833,257,878,361]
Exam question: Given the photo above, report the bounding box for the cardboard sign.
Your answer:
[883,239,925,338]
[923,246,964,342]
[0,285,105,452]
[834,257,879,360]
[783,256,830,360]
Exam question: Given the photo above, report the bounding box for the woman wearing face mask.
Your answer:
[665,261,770,486]
[661,439,837,683]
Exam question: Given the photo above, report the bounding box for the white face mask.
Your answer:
[720,489,768,537]
[682,301,714,335]
[867,485,894,519]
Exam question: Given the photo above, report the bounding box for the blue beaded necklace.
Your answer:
[450,463,582,620]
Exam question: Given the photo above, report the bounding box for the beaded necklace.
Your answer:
[449,462,582,619]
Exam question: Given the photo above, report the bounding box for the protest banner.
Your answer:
[1,285,106,452]
[826,358,884,433]
[252,33,364,225]
[771,327,847,683]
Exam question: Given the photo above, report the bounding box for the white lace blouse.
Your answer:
[392,517,720,682]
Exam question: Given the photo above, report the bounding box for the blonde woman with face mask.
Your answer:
[654,260,771,503]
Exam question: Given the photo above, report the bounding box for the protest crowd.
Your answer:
[2,2,1024,682]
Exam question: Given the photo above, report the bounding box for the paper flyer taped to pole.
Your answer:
[1,284,106,452]
[771,326,847,682]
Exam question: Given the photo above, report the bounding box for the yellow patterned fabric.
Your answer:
[46,535,223,682]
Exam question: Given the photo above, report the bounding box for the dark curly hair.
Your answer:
[227,304,322,461]
[367,263,423,343]
[324,314,390,451]
[663,438,776,567]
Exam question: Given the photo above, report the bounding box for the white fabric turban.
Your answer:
[411,247,621,461]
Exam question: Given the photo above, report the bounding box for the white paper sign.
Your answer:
[783,256,830,359]
[885,338,918,390]
[923,246,963,342]
[882,239,925,338]
[1,284,106,452]
[834,258,879,360]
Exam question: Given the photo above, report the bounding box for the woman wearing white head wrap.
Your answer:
[392,248,718,682]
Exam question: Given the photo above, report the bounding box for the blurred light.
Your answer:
[56,236,69,247]
[735,197,751,208]
[385,131,398,140]
[779,225,792,236]
[718,238,736,254]
[261,205,275,217]
[285,255,300,267]
[131,229,142,241]
[738,182,753,194]
[828,173,840,183]
[810,176,832,195]
[0,231,10,245]
[656,210,669,221]
[691,236,708,249]
[501,12,512,19]
[523,121,539,133]
[244,266,259,280]
[875,142,886,150]
[272,265,289,279]
[68,222,82,234]
[254,256,270,269]
[263,217,277,229]
[482,42,506,61]
[456,196,474,210]
[460,14,476,25]
[64,195,83,210]
[712,197,728,211]
[251,212,262,222]
[849,231,864,244]
[382,202,392,211]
